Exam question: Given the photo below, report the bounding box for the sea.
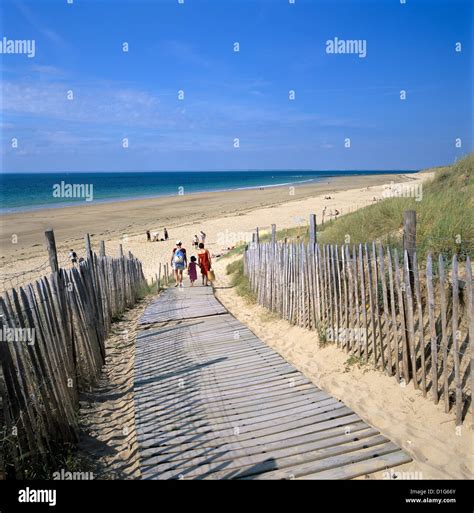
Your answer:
[0,170,418,214]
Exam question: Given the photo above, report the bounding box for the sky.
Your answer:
[0,0,472,173]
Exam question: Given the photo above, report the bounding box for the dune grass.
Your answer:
[222,154,473,264]
[317,153,473,261]
[226,258,256,303]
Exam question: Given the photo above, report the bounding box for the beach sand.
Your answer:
[0,172,430,290]
[77,295,152,479]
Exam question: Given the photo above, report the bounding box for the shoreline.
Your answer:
[0,173,418,257]
[0,171,432,292]
[0,170,420,214]
[0,171,420,215]
[0,178,322,215]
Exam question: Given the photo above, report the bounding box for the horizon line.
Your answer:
[0,168,423,175]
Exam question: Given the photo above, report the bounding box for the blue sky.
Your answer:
[0,0,472,172]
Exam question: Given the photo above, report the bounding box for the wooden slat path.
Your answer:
[140,286,226,324]
[134,285,411,479]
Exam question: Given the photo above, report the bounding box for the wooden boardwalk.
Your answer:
[134,285,411,479]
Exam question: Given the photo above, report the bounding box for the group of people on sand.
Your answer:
[192,231,206,248]
[171,237,212,288]
[146,228,169,242]
[68,249,85,267]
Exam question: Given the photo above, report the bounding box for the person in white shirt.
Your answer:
[69,249,78,267]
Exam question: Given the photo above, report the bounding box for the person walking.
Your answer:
[187,256,198,286]
[164,228,169,240]
[171,240,187,287]
[197,242,212,286]
[200,230,206,244]
[193,234,199,248]
[68,249,78,267]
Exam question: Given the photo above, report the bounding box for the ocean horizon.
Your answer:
[0,169,418,214]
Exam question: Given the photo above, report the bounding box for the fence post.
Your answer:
[45,229,59,273]
[256,227,260,244]
[271,224,276,244]
[309,214,317,245]
[403,210,416,285]
[99,241,106,258]
[85,233,93,260]
[119,244,124,258]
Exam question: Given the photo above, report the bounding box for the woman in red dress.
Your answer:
[197,243,212,286]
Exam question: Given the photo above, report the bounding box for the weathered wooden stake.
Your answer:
[271,224,276,243]
[309,214,317,245]
[45,229,59,273]
[99,241,106,258]
[255,227,260,244]
[403,210,416,287]
[85,233,93,260]
[119,244,124,258]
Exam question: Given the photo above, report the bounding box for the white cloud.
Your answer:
[1,80,169,127]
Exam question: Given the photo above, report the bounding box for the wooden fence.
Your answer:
[154,262,172,292]
[244,240,472,427]
[0,230,147,478]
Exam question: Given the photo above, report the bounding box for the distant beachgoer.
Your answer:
[164,228,169,240]
[188,256,198,286]
[200,231,206,244]
[171,240,187,287]
[197,242,212,286]
[146,230,151,242]
[193,234,199,248]
[69,249,78,267]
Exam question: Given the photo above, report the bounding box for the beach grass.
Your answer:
[317,153,473,261]
[226,258,256,303]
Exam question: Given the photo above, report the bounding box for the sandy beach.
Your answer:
[0,172,430,291]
